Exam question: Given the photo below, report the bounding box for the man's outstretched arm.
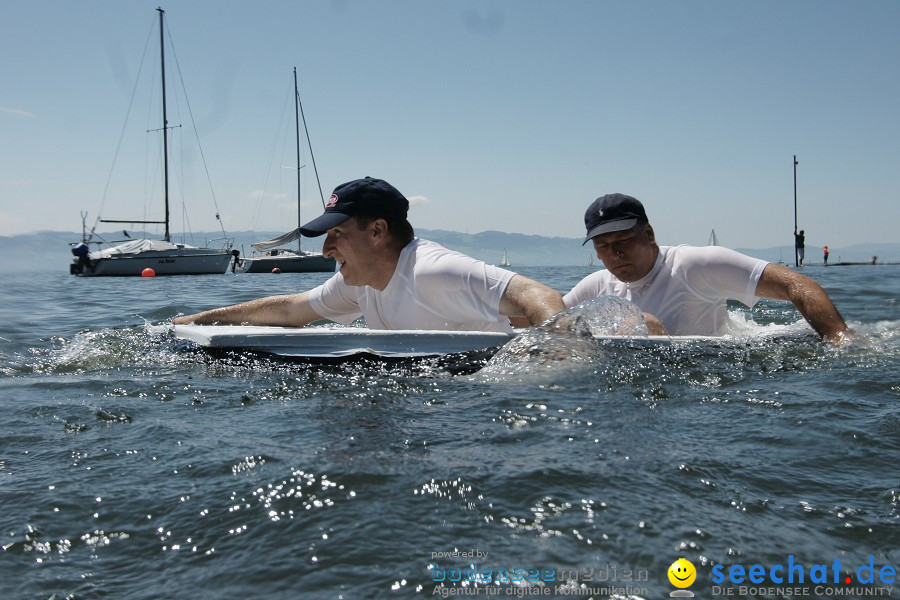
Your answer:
[173,292,322,327]
[754,264,849,343]
[499,275,565,326]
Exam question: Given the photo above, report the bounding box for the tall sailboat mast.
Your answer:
[293,67,302,253]
[295,69,326,211]
[158,7,171,243]
[96,8,173,239]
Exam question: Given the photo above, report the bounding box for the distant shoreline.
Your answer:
[1,229,898,273]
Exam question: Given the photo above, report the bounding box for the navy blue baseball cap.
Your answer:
[582,193,649,245]
[300,177,409,237]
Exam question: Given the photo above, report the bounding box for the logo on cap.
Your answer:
[326,194,338,208]
[598,209,604,217]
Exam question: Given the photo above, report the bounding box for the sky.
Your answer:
[2,0,899,250]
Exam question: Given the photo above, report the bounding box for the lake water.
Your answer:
[1,264,898,599]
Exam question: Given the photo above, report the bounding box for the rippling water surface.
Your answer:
[1,265,898,599]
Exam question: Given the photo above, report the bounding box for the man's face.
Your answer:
[322,216,377,286]
[590,223,658,282]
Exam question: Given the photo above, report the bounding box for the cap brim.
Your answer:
[299,212,352,237]
[581,218,639,245]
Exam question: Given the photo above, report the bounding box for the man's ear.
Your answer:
[645,223,656,243]
[371,218,388,238]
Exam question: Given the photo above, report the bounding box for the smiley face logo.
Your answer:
[667,558,696,588]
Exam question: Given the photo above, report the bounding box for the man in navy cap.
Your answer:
[565,193,850,343]
[175,177,564,332]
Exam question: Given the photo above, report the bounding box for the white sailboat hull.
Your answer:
[237,251,336,273]
[71,245,233,276]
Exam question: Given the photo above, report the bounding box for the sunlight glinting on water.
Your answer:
[1,268,897,598]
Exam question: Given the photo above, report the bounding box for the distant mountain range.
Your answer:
[1,229,897,273]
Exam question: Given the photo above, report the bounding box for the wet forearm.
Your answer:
[173,294,317,327]
[788,281,848,341]
[756,264,848,343]
[500,275,565,326]
[524,290,566,325]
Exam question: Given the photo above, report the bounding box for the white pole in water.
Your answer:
[793,155,799,267]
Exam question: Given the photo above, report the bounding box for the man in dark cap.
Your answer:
[565,193,849,344]
[175,177,564,332]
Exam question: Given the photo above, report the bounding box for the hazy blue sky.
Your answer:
[2,0,898,250]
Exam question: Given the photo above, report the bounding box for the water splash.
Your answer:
[475,297,649,380]
[545,296,649,337]
[721,310,812,338]
[30,323,176,374]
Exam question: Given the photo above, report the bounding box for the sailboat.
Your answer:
[236,69,336,274]
[708,229,719,246]
[70,8,234,277]
[499,248,511,267]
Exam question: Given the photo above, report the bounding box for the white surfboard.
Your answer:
[174,325,517,358]
[174,325,724,359]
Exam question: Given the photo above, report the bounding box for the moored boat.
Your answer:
[70,8,233,277]
[237,68,336,274]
